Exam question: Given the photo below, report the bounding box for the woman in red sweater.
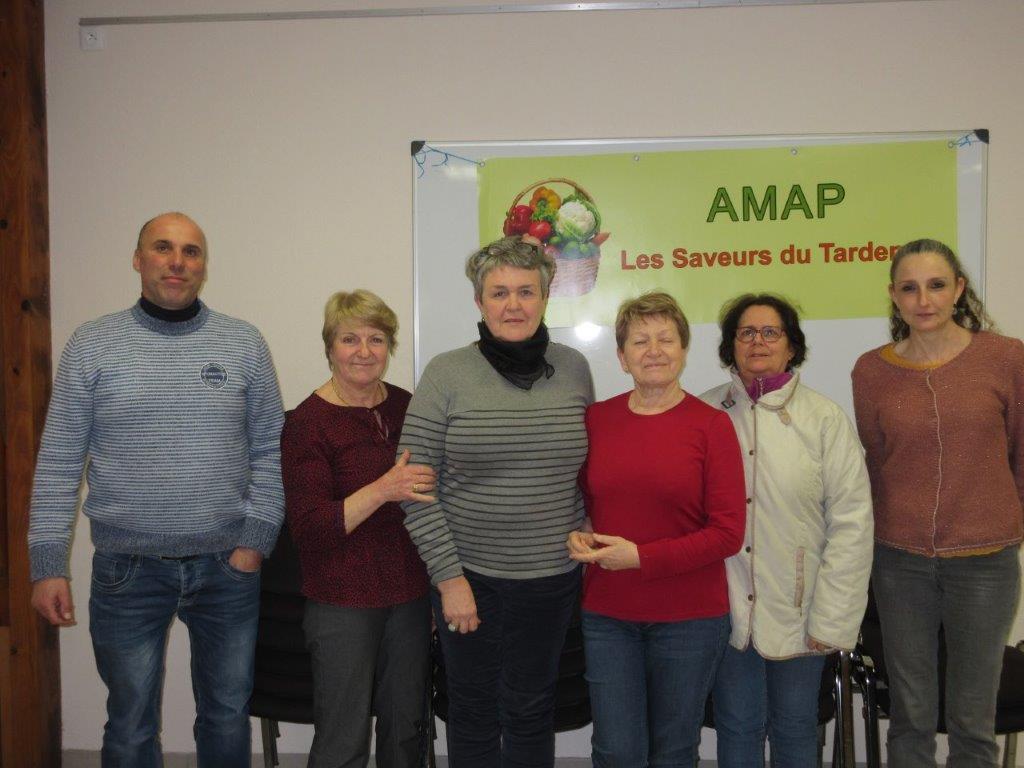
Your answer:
[281,289,437,768]
[852,239,1024,768]
[567,292,746,767]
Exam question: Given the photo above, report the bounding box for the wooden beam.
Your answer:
[0,0,61,765]
[0,628,13,767]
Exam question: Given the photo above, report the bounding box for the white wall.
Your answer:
[43,0,1024,761]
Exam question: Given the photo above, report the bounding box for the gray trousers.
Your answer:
[303,596,431,768]
[872,544,1020,768]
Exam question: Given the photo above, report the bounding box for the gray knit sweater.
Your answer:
[400,342,594,584]
[28,302,285,581]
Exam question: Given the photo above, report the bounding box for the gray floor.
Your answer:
[63,754,594,767]
[65,755,881,767]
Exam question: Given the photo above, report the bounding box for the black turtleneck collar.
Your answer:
[476,321,554,391]
[139,295,201,322]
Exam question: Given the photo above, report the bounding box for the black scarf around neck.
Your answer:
[476,321,554,390]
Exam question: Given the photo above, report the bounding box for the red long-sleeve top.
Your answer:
[581,392,746,622]
[281,385,428,608]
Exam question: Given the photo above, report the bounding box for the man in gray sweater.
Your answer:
[28,212,285,768]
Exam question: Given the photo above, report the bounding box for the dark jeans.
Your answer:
[583,610,729,768]
[872,544,1020,768]
[303,596,431,768]
[712,644,827,768]
[89,550,260,768]
[431,567,580,768]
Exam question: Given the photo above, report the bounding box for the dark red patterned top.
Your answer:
[281,383,429,607]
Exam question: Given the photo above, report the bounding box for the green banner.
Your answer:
[478,140,957,326]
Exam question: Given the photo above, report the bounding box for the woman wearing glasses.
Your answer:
[701,293,873,768]
[281,289,436,768]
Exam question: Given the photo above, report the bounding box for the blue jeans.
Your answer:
[89,550,261,768]
[582,610,730,768]
[872,544,1020,768]
[431,567,580,768]
[712,644,827,768]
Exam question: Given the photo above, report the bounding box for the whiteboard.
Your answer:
[412,132,986,416]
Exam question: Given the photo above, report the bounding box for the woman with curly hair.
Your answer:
[852,239,1023,767]
[703,293,872,768]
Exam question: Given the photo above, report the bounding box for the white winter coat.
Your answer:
[700,372,873,659]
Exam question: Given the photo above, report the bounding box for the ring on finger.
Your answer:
[447,622,458,632]
[412,484,420,493]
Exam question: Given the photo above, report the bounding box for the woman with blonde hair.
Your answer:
[853,239,1023,767]
[281,289,436,768]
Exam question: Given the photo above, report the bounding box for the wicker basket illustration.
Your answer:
[504,178,607,298]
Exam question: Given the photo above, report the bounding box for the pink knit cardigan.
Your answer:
[852,331,1024,556]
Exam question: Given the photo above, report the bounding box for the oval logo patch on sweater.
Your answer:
[200,362,228,389]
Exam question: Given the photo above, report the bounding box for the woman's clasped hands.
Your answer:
[566,530,640,571]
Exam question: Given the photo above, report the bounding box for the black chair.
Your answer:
[427,603,592,765]
[248,522,314,768]
[702,651,855,768]
[853,586,1024,768]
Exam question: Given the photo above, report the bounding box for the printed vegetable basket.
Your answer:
[502,178,609,298]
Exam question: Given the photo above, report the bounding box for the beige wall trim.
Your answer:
[80,0,931,27]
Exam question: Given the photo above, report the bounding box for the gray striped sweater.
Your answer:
[400,343,594,584]
[28,302,285,581]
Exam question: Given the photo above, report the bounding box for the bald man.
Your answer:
[28,212,285,767]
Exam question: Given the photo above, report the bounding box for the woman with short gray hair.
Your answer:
[400,235,594,767]
[464,235,557,302]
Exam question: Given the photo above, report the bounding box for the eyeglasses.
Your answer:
[736,326,786,344]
